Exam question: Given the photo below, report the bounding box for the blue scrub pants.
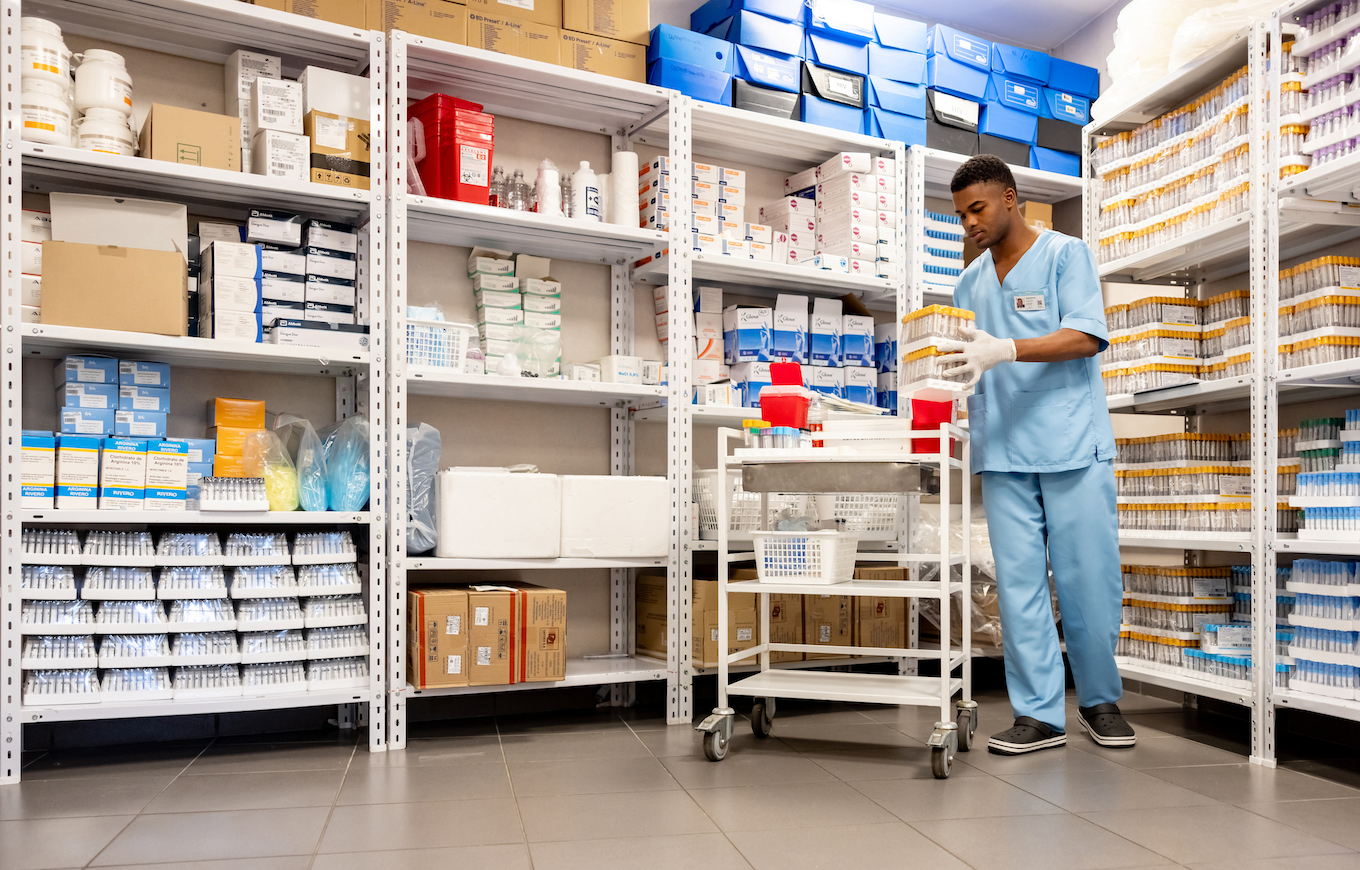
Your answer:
[980,459,1123,729]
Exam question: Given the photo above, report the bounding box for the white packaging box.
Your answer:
[718,183,745,205]
[306,246,357,280]
[844,365,876,402]
[785,229,815,249]
[719,202,744,225]
[478,322,519,342]
[225,50,282,148]
[811,254,850,273]
[250,129,308,181]
[696,286,722,314]
[719,220,744,241]
[719,166,746,187]
[878,209,898,228]
[696,382,737,405]
[55,435,100,510]
[691,161,719,183]
[202,274,262,313]
[297,66,369,121]
[22,305,41,323]
[652,284,668,315]
[692,213,719,235]
[773,293,808,363]
[435,469,561,559]
[785,165,818,194]
[99,438,146,510]
[722,238,748,258]
[199,221,243,245]
[477,306,524,326]
[474,287,521,308]
[21,433,55,509]
[692,179,719,200]
[817,151,874,178]
[305,275,356,307]
[568,363,600,381]
[877,190,898,211]
[873,174,893,193]
[641,360,662,385]
[767,215,817,236]
[250,76,303,134]
[524,294,561,314]
[695,312,723,360]
[761,196,815,221]
[874,156,895,176]
[816,175,876,198]
[520,277,561,296]
[560,475,669,558]
[206,241,262,280]
[843,314,875,365]
[22,241,42,275]
[810,298,843,367]
[787,247,815,266]
[876,242,899,262]
[305,219,357,253]
[849,258,876,277]
[524,311,561,329]
[204,309,263,342]
[815,202,874,223]
[744,223,772,244]
[655,310,669,343]
[694,358,723,384]
[816,188,877,212]
[809,366,842,394]
[691,198,719,216]
[145,440,188,511]
[748,241,772,262]
[878,224,898,244]
[691,232,721,253]
[22,208,52,242]
[846,240,876,261]
[22,274,42,307]
[267,320,369,354]
[260,244,305,275]
[594,355,643,384]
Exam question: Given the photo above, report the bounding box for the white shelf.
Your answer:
[633,404,752,425]
[18,687,377,723]
[1280,145,1360,203]
[1093,28,1251,131]
[920,148,1082,204]
[691,654,909,674]
[1277,537,1360,556]
[403,369,664,406]
[400,655,665,698]
[22,510,370,525]
[1278,358,1360,388]
[1098,215,1250,283]
[407,556,666,570]
[725,668,963,706]
[1119,531,1254,551]
[632,253,896,304]
[1108,376,1253,414]
[1274,687,1360,719]
[728,579,964,598]
[677,102,896,174]
[404,196,666,266]
[1115,659,1253,705]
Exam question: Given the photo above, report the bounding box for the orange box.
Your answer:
[208,425,260,457]
[208,397,266,429]
[212,453,246,477]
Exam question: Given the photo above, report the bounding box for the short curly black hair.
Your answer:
[950,154,1017,195]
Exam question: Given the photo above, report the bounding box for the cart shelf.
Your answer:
[726,669,965,707]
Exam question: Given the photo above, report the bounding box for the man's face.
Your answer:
[952,181,1015,250]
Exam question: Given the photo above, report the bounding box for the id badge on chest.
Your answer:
[1013,293,1046,312]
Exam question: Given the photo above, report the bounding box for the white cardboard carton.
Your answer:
[435,469,561,559]
[560,475,669,558]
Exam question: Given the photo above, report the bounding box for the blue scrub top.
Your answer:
[953,230,1116,475]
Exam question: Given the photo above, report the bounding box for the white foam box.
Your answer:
[250,129,308,181]
[560,475,669,558]
[435,469,561,559]
[297,66,369,121]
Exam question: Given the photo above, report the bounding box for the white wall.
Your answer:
[1051,0,1125,84]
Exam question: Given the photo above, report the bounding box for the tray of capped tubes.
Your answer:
[296,563,363,596]
[236,598,305,631]
[307,656,369,691]
[22,635,97,669]
[156,532,223,567]
[22,529,83,565]
[243,661,308,695]
[95,600,169,634]
[223,532,290,566]
[302,594,367,628]
[292,531,358,565]
[20,565,78,600]
[199,477,269,512]
[101,667,173,702]
[22,600,96,634]
[98,634,174,668]
[83,567,156,601]
[166,599,237,632]
[172,631,241,666]
[174,663,242,699]
[82,531,155,567]
[307,626,368,660]
[230,565,299,598]
[23,668,100,705]
[240,629,307,664]
[157,566,228,600]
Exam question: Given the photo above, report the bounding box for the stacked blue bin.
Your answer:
[1034,57,1099,176]
[647,25,736,106]
[865,13,926,145]
[798,0,873,134]
[687,0,806,116]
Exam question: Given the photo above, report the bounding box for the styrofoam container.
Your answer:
[559,475,669,558]
[435,469,562,559]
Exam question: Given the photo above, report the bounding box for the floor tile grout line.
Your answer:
[1232,797,1360,853]
[305,735,360,870]
[497,716,537,870]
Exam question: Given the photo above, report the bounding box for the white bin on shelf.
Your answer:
[406,319,473,368]
[693,469,806,541]
[435,468,561,559]
[751,530,859,585]
[559,475,669,557]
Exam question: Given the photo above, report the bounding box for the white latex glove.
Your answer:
[936,327,1017,388]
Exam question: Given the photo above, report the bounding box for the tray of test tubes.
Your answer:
[101,667,174,702]
[223,532,291,566]
[82,531,156,567]
[157,566,229,600]
[23,668,101,705]
[22,530,83,565]
[173,663,243,699]
[199,477,270,512]
[302,594,367,628]
[307,656,369,691]
[99,634,175,668]
[240,629,307,664]
[229,565,299,599]
[22,600,96,635]
[156,532,224,567]
[243,661,307,695]
[82,567,156,601]
[22,635,97,669]
[236,598,305,631]
[166,598,237,633]
[295,563,363,597]
[171,631,242,666]
[95,600,170,634]
[291,531,358,565]
[20,565,79,600]
[307,626,368,660]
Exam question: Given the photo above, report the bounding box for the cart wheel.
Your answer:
[703,728,730,761]
[751,701,773,738]
[956,709,976,752]
[931,745,953,778]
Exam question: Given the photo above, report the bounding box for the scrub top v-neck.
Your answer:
[952,230,1116,475]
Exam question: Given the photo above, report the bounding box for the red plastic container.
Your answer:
[910,396,957,455]
[761,362,812,429]
[409,94,495,203]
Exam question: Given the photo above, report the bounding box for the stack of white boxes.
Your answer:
[20,208,49,323]
[639,159,772,261]
[199,240,264,343]
[226,50,307,182]
[469,249,562,376]
[303,219,359,326]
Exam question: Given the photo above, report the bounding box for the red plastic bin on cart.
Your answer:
[761,362,812,429]
[910,396,957,455]
[409,94,495,203]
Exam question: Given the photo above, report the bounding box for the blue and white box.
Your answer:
[1046,56,1100,99]
[54,355,118,387]
[305,246,357,281]
[170,439,217,465]
[873,12,926,52]
[804,33,869,75]
[119,385,171,412]
[731,361,772,407]
[21,431,56,509]
[986,74,1043,115]
[810,298,842,367]
[990,42,1050,84]
[145,439,188,512]
[925,24,991,101]
[799,94,864,134]
[874,323,898,371]
[842,314,874,366]
[979,101,1038,143]
[843,366,876,405]
[648,59,734,105]
[805,0,874,42]
[866,107,926,143]
[691,0,804,31]
[808,366,841,398]
[703,10,805,58]
[56,434,101,510]
[61,407,116,435]
[772,294,808,364]
[1030,145,1081,177]
[99,437,147,510]
[868,45,925,84]
[1041,87,1090,125]
[119,360,171,388]
[263,271,306,303]
[206,241,263,279]
[878,371,898,411]
[116,410,167,439]
[57,382,119,409]
[723,304,773,364]
[732,44,801,91]
[305,274,357,307]
[647,24,733,72]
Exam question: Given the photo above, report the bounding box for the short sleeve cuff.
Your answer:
[1060,316,1110,352]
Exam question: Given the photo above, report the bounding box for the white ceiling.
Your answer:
[869,0,1123,50]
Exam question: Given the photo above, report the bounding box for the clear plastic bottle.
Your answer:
[571,160,601,221]
[507,169,529,211]
[560,172,574,218]
[536,158,562,217]
[488,165,506,209]
[807,395,827,448]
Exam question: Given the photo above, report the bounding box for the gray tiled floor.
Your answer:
[10,687,1360,869]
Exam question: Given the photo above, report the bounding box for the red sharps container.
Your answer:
[760,362,812,429]
[409,94,495,203]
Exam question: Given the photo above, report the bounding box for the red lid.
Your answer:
[770,361,803,386]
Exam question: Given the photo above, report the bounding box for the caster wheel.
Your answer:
[751,701,773,738]
[957,709,976,752]
[703,728,730,761]
[931,744,953,778]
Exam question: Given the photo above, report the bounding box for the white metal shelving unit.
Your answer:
[0,0,388,783]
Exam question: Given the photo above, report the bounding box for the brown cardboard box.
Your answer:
[767,593,803,663]
[41,242,187,336]
[698,609,758,668]
[504,581,567,682]
[253,0,366,27]
[562,0,648,45]
[854,566,907,582]
[854,596,906,649]
[464,0,559,27]
[558,30,645,81]
[304,110,371,190]
[467,587,516,686]
[696,578,756,613]
[369,0,467,41]
[804,594,852,659]
[635,573,758,660]
[1019,201,1053,230]
[407,588,470,688]
[138,104,241,172]
[466,13,560,64]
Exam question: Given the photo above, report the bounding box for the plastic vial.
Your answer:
[560,172,574,218]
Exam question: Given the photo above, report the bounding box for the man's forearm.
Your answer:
[1013,328,1101,362]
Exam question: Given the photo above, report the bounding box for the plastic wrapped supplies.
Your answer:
[406,423,441,554]
[243,430,299,512]
[324,414,370,511]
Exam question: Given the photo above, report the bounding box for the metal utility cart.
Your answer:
[696,423,975,778]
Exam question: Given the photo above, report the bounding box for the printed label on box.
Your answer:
[477,646,491,666]
[446,615,462,635]
[446,654,463,674]
[475,606,489,626]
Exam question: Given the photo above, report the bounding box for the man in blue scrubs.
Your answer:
[938,155,1134,755]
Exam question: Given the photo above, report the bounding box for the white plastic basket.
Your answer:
[829,493,902,539]
[693,470,806,540]
[406,319,473,369]
[752,530,859,585]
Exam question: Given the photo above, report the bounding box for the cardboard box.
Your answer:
[504,581,567,682]
[636,573,758,662]
[465,0,559,27]
[138,104,241,172]
[767,592,803,663]
[253,0,365,25]
[408,588,470,688]
[41,242,187,336]
[466,12,560,64]
[699,608,758,668]
[304,111,371,190]
[804,593,852,659]
[563,0,649,45]
[369,0,468,42]
[467,586,516,686]
[854,596,906,649]
[1019,200,1053,230]
[559,30,646,81]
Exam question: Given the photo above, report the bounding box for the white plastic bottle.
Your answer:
[74,106,136,156]
[536,158,562,217]
[74,49,133,116]
[20,18,70,86]
[571,160,601,222]
[20,77,73,145]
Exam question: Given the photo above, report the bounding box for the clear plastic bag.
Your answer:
[325,414,370,512]
[505,325,562,378]
[276,418,329,512]
[406,423,441,555]
[243,430,299,512]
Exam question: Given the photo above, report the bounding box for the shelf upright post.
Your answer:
[666,93,694,725]
[609,136,637,708]
[0,0,23,785]
[897,144,920,672]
